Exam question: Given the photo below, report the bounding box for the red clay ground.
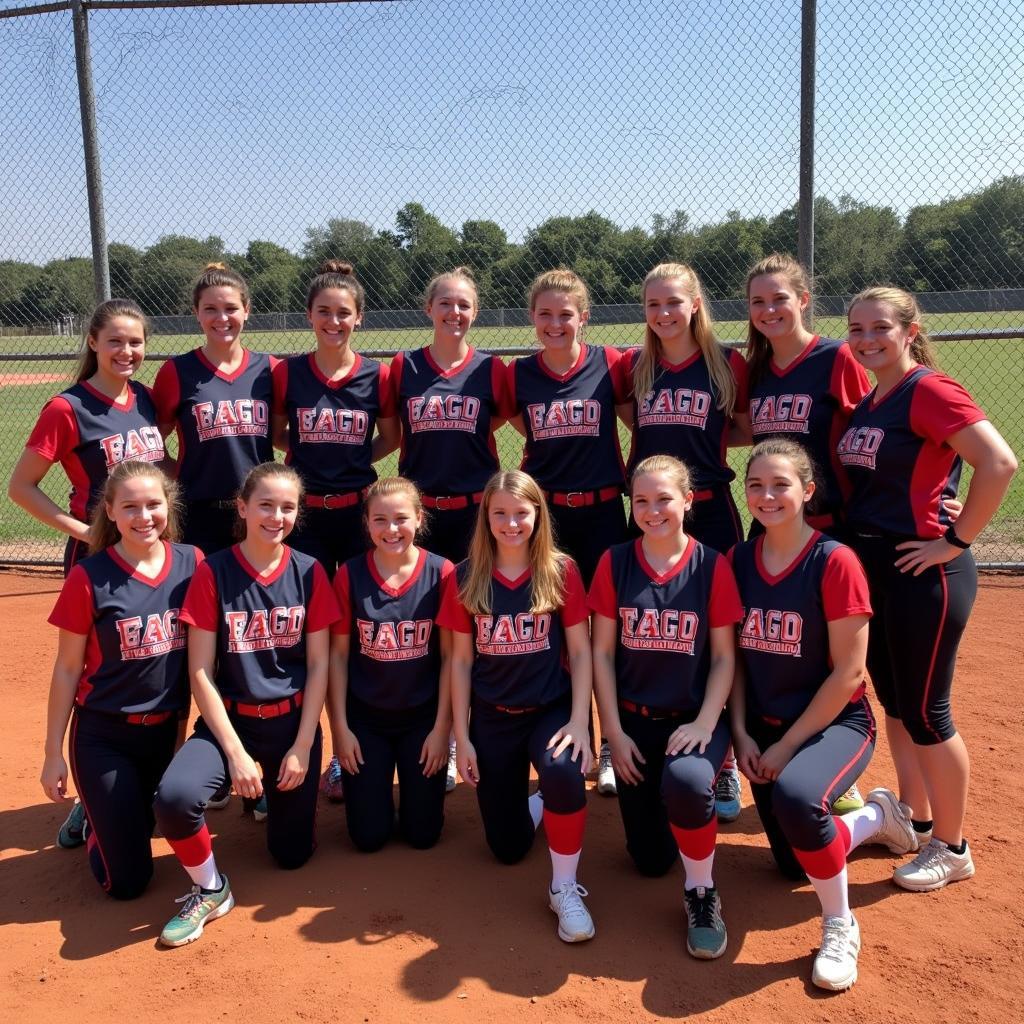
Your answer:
[2,566,1021,1023]
[0,373,66,386]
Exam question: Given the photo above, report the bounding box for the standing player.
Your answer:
[41,461,198,899]
[328,478,453,851]
[272,260,399,578]
[153,463,339,946]
[438,470,595,943]
[152,263,276,555]
[10,298,165,576]
[589,455,742,960]
[839,287,1016,891]
[730,439,916,990]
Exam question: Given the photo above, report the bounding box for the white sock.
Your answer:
[184,852,221,892]
[808,865,851,921]
[528,791,544,830]
[839,802,883,852]
[549,849,581,891]
[680,850,715,890]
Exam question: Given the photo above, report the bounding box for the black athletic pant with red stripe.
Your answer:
[852,536,977,745]
[341,695,446,852]
[746,697,876,880]
[69,707,178,899]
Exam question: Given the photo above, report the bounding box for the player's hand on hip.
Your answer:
[457,739,480,788]
[547,716,593,774]
[608,729,645,785]
[894,537,962,576]
[40,754,69,802]
[229,750,263,800]
[277,743,310,791]
[419,725,448,777]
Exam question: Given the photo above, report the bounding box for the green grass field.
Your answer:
[2,311,1022,561]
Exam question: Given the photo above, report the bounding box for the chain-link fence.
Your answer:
[1,0,1021,565]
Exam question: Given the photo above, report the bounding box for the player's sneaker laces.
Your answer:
[893,838,975,892]
[57,800,88,850]
[812,914,861,991]
[159,874,234,947]
[549,881,595,942]
[864,788,917,854]
[319,756,345,803]
[714,765,742,823]
[832,783,865,815]
[445,742,458,794]
[597,742,617,796]
[684,886,727,959]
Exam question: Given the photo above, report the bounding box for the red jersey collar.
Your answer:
[769,335,820,377]
[106,539,173,588]
[423,345,474,379]
[196,347,252,383]
[754,530,821,585]
[232,543,292,585]
[80,378,138,411]
[309,351,361,390]
[538,342,588,382]
[635,535,695,584]
[367,546,427,597]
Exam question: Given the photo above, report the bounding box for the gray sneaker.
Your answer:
[684,886,727,959]
[864,788,917,854]
[893,838,975,892]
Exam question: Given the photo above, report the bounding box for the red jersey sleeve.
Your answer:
[377,362,397,417]
[179,560,220,631]
[271,358,289,416]
[505,358,519,414]
[620,348,640,402]
[821,546,873,621]
[48,564,96,634]
[489,357,510,418]
[26,396,79,463]
[910,373,987,446]
[560,558,590,628]
[829,343,871,415]
[587,549,619,620]
[436,571,472,633]
[152,360,181,426]
[330,563,352,636]
[387,351,405,412]
[708,553,744,628]
[306,560,341,632]
[604,346,630,404]
[728,347,750,413]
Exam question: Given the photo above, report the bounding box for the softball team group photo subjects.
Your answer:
[12,255,1016,994]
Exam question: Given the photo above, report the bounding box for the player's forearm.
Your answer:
[191,670,245,758]
[779,664,863,754]
[433,651,453,735]
[450,659,473,744]
[949,459,1017,543]
[9,478,88,541]
[695,651,734,733]
[326,646,351,739]
[44,665,79,757]
[591,648,624,740]
[727,667,750,741]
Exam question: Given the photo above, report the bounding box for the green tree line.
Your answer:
[2,176,1022,325]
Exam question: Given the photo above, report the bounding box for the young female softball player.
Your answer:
[41,461,198,899]
[152,263,276,555]
[327,478,453,851]
[730,439,916,991]
[838,287,1016,892]
[438,470,595,943]
[624,263,751,555]
[10,298,165,576]
[589,455,742,960]
[272,260,399,579]
[743,253,870,538]
[153,462,339,946]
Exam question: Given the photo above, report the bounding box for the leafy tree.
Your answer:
[107,243,142,299]
[135,235,226,315]
[0,261,44,325]
[22,258,94,322]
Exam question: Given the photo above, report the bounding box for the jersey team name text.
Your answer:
[99,427,166,468]
[837,426,885,469]
[407,394,480,433]
[637,388,712,430]
[224,605,305,652]
[192,399,269,441]
[476,612,551,655]
[526,399,601,439]
[739,607,804,657]
[749,394,812,435]
[356,617,433,661]
[115,609,185,661]
[619,607,698,654]
[296,406,369,445]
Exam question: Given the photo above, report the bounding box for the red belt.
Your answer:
[224,692,304,719]
[690,488,714,502]
[547,486,622,508]
[422,492,484,510]
[493,704,540,715]
[619,699,685,720]
[305,491,362,510]
[124,710,175,726]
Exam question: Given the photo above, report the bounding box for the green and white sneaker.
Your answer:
[684,886,727,959]
[159,875,234,947]
[832,784,865,815]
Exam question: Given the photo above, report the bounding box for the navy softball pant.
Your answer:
[69,707,178,899]
[469,697,587,865]
[852,536,977,745]
[289,501,368,579]
[549,497,628,588]
[746,696,876,880]
[155,711,322,870]
[341,695,446,852]
[181,500,237,556]
[422,502,479,565]
[615,707,732,877]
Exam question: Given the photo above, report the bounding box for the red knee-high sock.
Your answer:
[670,818,717,889]
[166,825,220,890]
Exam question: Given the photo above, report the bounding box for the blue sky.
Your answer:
[1,0,1021,264]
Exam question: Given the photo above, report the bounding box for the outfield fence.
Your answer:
[1,0,1022,566]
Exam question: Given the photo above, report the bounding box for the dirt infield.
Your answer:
[0,373,67,386]
[2,568,1021,1023]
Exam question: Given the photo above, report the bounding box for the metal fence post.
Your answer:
[71,0,110,303]
[798,0,816,304]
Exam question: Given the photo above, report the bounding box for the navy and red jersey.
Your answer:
[509,344,629,492]
[48,541,201,715]
[588,538,743,713]
[437,558,589,708]
[746,336,870,513]
[729,533,872,723]
[623,345,748,490]
[388,346,506,496]
[272,353,394,495]
[332,548,455,710]
[180,544,340,703]
[837,366,986,539]
[152,349,276,501]
[26,380,165,521]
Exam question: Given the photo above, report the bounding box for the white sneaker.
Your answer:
[445,742,458,794]
[549,881,595,943]
[864,788,917,854]
[812,914,861,991]
[597,742,617,796]
[893,838,975,892]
